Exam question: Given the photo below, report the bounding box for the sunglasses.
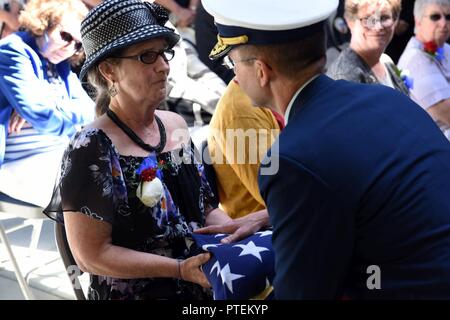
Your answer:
[428,13,450,22]
[113,48,175,65]
[59,31,83,53]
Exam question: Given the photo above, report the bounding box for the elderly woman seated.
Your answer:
[398,0,450,140]
[0,0,94,206]
[44,0,233,300]
[327,0,410,95]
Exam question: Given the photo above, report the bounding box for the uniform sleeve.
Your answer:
[44,131,116,225]
[258,154,354,299]
[0,41,93,136]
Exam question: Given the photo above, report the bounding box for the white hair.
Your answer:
[414,0,450,19]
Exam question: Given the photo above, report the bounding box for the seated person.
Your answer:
[44,0,232,300]
[327,0,410,95]
[398,0,450,140]
[89,2,224,147]
[0,0,94,206]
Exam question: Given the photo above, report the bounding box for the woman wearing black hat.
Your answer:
[44,0,231,300]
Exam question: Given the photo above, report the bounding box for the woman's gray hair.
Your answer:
[414,0,450,19]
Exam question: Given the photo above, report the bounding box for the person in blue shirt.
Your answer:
[0,0,94,206]
[201,0,450,299]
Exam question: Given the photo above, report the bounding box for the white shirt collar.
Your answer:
[284,75,320,125]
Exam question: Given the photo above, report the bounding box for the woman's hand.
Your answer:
[8,110,27,133]
[179,252,211,288]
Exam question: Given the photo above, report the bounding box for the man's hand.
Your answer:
[195,209,270,244]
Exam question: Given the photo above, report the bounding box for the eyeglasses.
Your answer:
[222,55,256,70]
[113,49,175,65]
[359,14,395,29]
[59,31,83,53]
[427,13,450,22]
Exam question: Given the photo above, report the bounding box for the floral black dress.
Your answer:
[44,128,217,300]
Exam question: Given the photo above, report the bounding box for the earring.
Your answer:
[41,31,50,52]
[108,83,118,97]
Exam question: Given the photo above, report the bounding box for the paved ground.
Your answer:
[0,217,88,300]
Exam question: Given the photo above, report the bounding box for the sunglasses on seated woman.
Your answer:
[428,13,450,22]
[60,31,83,53]
[113,49,175,64]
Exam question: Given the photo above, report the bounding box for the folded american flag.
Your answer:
[192,230,275,300]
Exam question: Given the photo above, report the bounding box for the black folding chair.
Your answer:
[54,222,86,300]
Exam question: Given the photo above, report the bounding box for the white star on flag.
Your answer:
[234,240,269,262]
[220,263,245,294]
[210,261,221,276]
[256,230,272,237]
[202,244,219,250]
[214,233,227,238]
[192,232,275,299]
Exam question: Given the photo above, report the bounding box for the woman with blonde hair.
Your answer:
[327,0,410,95]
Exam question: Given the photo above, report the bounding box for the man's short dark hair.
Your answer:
[240,28,327,78]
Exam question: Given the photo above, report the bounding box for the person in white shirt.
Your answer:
[398,0,450,139]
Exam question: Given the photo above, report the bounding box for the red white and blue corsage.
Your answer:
[394,65,414,91]
[135,156,167,207]
[423,41,445,62]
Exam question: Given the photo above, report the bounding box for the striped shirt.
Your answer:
[4,125,68,163]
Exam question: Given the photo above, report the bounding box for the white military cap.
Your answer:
[202,0,338,59]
